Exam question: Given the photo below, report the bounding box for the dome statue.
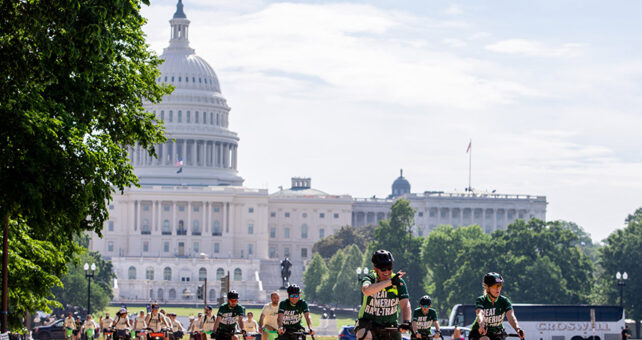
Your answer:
[389,169,411,198]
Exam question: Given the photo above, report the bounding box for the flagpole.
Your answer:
[468,140,472,192]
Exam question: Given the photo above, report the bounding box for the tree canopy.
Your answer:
[312,225,374,259]
[0,0,171,328]
[423,219,594,315]
[596,208,642,320]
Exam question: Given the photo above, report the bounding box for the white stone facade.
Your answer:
[352,192,547,235]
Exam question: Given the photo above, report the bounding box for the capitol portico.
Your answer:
[90,1,547,304]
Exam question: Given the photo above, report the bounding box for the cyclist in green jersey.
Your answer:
[469,273,524,340]
[213,290,246,340]
[356,250,412,340]
[277,284,314,340]
[411,296,440,340]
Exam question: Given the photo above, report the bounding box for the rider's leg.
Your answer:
[355,329,372,340]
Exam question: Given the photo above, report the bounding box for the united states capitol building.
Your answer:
[89,1,547,304]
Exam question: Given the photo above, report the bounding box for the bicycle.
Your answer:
[278,330,315,340]
[412,331,444,340]
[103,328,114,340]
[146,328,170,340]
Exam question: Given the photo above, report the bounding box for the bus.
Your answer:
[448,304,624,340]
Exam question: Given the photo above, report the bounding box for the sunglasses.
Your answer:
[152,306,159,309]
[228,299,238,302]
[376,265,393,272]
[289,294,299,298]
[422,305,430,308]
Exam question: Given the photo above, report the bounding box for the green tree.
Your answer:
[422,225,490,315]
[441,219,594,310]
[51,249,115,314]
[316,250,345,304]
[332,245,364,307]
[303,254,327,302]
[312,225,375,259]
[370,199,426,301]
[596,208,642,321]
[0,0,171,328]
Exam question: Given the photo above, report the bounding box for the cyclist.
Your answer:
[469,273,524,340]
[112,308,133,340]
[411,296,440,340]
[200,305,216,340]
[100,313,114,340]
[146,303,171,336]
[356,249,411,340]
[75,317,83,340]
[82,315,98,340]
[133,311,148,340]
[259,291,280,340]
[64,313,76,340]
[277,284,314,340]
[213,290,246,340]
[188,314,203,340]
[167,313,185,340]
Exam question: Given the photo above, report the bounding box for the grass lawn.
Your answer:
[96,306,355,333]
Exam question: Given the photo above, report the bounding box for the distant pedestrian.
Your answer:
[622,326,632,340]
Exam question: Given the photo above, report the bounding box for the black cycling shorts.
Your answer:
[277,328,306,340]
[355,319,401,340]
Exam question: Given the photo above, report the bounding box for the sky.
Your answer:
[140,0,642,242]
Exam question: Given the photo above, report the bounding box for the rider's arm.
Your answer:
[258,313,265,330]
[304,312,313,331]
[212,316,222,333]
[475,309,486,333]
[361,279,392,296]
[400,298,412,324]
[506,310,521,333]
[237,315,245,332]
[434,320,440,333]
[277,312,284,329]
[411,321,418,334]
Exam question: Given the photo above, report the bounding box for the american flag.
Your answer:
[175,157,183,167]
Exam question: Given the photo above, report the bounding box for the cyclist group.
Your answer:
[355,249,525,340]
[66,248,524,340]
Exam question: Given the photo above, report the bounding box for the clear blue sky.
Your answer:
[141,0,642,242]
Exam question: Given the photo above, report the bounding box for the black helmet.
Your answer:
[227,290,239,299]
[287,284,301,295]
[483,272,504,286]
[371,250,394,267]
[419,295,432,306]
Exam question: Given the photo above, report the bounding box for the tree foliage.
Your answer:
[51,248,115,314]
[423,219,594,315]
[302,254,327,302]
[316,251,345,303]
[0,0,171,327]
[596,208,642,320]
[3,218,70,328]
[312,225,374,259]
[332,245,364,307]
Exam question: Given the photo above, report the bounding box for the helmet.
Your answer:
[371,250,394,267]
[483,272,504,286]
[287,284,301,295]
[227,290,239,299]
[419,295,432,306]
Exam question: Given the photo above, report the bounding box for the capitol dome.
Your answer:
[389,169,411,198]
[132,0,243,186]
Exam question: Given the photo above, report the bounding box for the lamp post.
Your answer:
[356,267,369,317]
[84,263,96,314]
[616,271,628,308]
